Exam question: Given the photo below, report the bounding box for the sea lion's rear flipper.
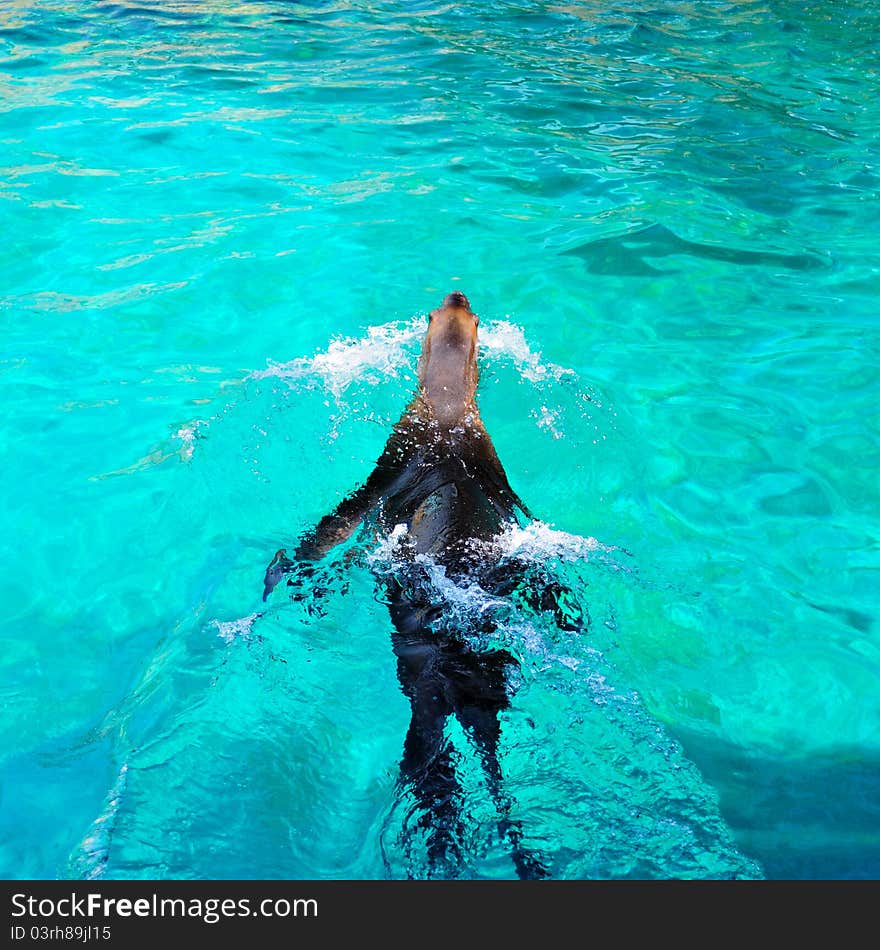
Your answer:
[456,693,550,880]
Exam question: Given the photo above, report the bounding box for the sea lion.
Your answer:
[264,291,584,878]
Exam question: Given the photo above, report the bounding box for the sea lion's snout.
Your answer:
[443,291,471,310]
[431,290,477,327]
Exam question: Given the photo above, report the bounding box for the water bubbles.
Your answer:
[532,403,564,439]
[173,417,209,461]
[209,612,260,644]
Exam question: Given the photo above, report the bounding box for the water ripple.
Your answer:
[3,0,878,880]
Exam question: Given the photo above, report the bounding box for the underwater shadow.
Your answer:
[562,222,827,276]
[673,726,880,879]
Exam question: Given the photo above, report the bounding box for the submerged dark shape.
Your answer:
[265,291,584,878]
[563,222,826,276]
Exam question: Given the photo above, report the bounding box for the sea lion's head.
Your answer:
[417,292,480,426]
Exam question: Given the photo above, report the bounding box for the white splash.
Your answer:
[498,520,614,563]
[210,613,260,644]
[251,317,424,398]
[366,525,507,619]
[479,320,575,384]
[414,554,509,618]
[366,522,411,567]
[250,315,577,399]
[68,763,129,880]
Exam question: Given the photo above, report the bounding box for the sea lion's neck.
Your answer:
[416,315,479,429]
[411,390,479,431]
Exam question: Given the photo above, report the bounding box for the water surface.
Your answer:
[1,0,878,879]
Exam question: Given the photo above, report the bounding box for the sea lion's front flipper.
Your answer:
[293,481,380,562]
[262,547,324,602]
[262,418,419,601]
[297,444,414,559]
[286,419,420,562]
[262,482,379,601]
[263,548,295,600]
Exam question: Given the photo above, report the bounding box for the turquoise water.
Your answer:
[2,0,878,880]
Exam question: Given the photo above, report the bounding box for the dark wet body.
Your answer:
[265,292,569,877]
[368,414,526,566]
